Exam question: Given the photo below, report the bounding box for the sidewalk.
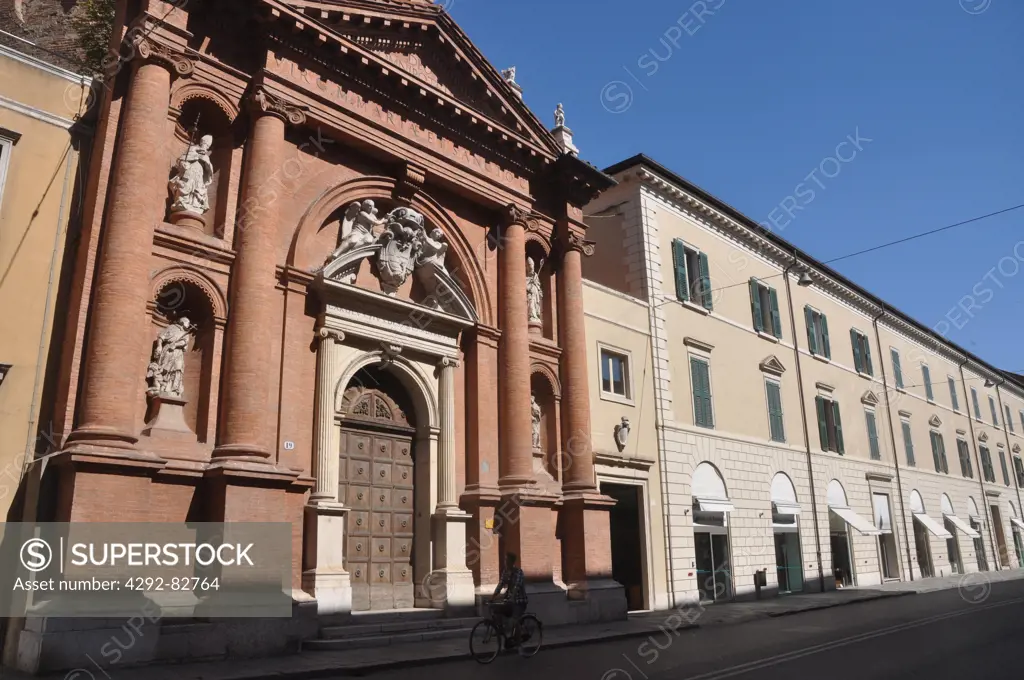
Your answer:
[18,569,1024,680]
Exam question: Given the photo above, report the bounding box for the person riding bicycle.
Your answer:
[491,552,528,641]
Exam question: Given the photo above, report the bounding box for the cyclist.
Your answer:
[491,551,528,642]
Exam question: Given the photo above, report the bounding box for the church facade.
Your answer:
[16,0,626,669]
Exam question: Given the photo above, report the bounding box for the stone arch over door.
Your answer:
[337,364,422,611]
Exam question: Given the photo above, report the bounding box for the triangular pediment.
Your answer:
[979,431,989,442]
[268,0,563,158]
[929,415,942,428]
[861,390,880,406]
[759,355,785,376]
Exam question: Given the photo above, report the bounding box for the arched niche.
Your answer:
[909,490,925,514]
[826,479,848,508]
[525,238,555,341]
[968,496,981,519]
[940,493,954,516]
[771,472,798,504]
[529,364,561,481]
[168,90,240,239]
[289,177,492,326]
[692,462,729,500]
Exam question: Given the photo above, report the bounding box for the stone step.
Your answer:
[305,626,476,651]
[321,616,480,639]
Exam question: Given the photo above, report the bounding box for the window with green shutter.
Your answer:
[972,388,981,420]
[1006,405,1014,433]
[949,377,959,412]
[850,329,873,376]
[980,445,995,482]
[1019,410,1024,433]
[929,431,948,474]
[922,365,933,401]
[814,395,843,454]
[891,349,903,389]
[999,450,1010,486]
[1014,456,1024,488]
[673,241,713,310]
[749,279,783,338]
[696,251,713,310]
[865,410,880,460]
[765,380,785,442]
[805,307,830,359]
[690,357,714,428]
[671,239,689,302]
[957,439,973,478]
[901,420,915,466]
[989,396,999,426]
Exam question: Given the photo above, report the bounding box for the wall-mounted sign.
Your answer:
[283,441,295,451]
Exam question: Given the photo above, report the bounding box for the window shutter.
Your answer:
[866,411,880,460]
[965,442,974,478]
[939,436,949,474]
[698,251,713,310]
[972,389,981,419]
[766,381,784,442]
[691,358,712,428]
[850,329,863,373]
[820,314,831,359]
[930,433,942,473]
[892,350,903,388]
[815,396,828,451]
[863,338,873,375]
[805,307,818,355]
[768,287,783,338]
[832,400,844,454]
[922,365,933,401]
[1006,405,1014,432]
[749,279,763,332]
[949,378,959,411]
[902,421,915,466]
[672,240,689,302]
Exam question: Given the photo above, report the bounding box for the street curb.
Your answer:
[764,591,916,618]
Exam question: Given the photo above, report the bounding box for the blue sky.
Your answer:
[449,0,1024,370]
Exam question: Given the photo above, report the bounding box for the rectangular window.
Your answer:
[929,431,949,474]
[865,410,880,460]
[989,396,999,426]
[1020,410,1024,434]
[749,279,783,338]
[690,357,714,428]
[901,420,915,467]
[805,307,831,359]
[949,377,959,412]
[957,439,973,479]
[979,445,995,483]
[671,239,713,310]
[999,450,1010,487]
[1006,405,1014,433]
[0,134,13,214]
[600,348,631,399]
[922,365,934,401]
[815,395,844,454]
[891,349,904,389]
[765,379,785,443]
[972,388,982,420]
[1014,456,1024,488]
[850,329,873,376]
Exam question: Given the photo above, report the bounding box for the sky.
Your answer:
[446,0,1024,370]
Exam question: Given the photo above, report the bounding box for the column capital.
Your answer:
[127,32,194,78]
[563,231,596,257]
[247,85,307,126]
[504,203,532,228]
[437,356,461,371]
[316,326,345,344]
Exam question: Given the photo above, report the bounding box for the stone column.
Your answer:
[498,206,535,487]
[436,356,459,509]
[558,234,597,492]
[311,328,344,502]
[214,87,305,460]
[66,42,193,452]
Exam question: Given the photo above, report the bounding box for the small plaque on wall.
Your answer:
[283,441,295,450]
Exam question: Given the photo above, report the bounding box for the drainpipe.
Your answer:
[994,380,1024,562]
[872,307,914,581]
[782,256,825,592]
[961,361,1000,570]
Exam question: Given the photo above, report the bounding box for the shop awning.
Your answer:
[772,501,801,516]
[943,514,980,539]
[1010,517,1024,532]
[829,506,882,535]
[695,498,734,514]
[913,513,953,539]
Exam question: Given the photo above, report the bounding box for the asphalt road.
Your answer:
[358,578,1024,680]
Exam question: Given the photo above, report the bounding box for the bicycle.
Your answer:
[469,600,543,663]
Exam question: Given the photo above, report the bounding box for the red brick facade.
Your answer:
[46,0,622,628]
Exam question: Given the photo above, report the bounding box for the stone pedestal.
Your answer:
[141,394,195,441]
[168,209,206,231]
[426,510,476,611]
[302,502,353,616]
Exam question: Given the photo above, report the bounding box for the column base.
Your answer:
[425,509,475,611]
[302,502,352,616]
[211,443,272,460]
[560,490,616,586]
[63,424,139,451]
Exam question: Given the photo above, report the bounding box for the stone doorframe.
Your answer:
[302,276,476,615]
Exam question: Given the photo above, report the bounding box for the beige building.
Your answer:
[0,42,90,526]
[583,154,1024,606]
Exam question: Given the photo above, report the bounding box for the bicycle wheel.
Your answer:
[517,615,542,657]
[470,620,501,664]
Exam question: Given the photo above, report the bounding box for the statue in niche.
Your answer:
[531,394,542,450]
[325,199,387,265]
[526,257,544,323]
[146,317,195,398]
[168,135,214,215]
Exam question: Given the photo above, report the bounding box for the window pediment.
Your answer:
[979,431,989,442]
[929,415,942,428]
[861,390,880,406]
[759,355,786,376]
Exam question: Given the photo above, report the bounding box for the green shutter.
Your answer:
[766,381,784,442]
[965,442,974,478]
[697,251,713,310]
[891,350,903,388]
[691,358,713,428]
[866,411,880,460]
[863,338,873,375]
[832,400,844,454]
[939,436,949,474]
[805,307,818,355]
[949,378,959,411]
[815,396,828,450]
[1006,406,1014,432]
[930,432,942,473]
[850,329,863,373]
[749,279,764,332]
[672,239,689,302]
[820,313,831,359]
[923,365,933,401]
[902,422,915,466]
[972,389,981,419]
[768,287,783,338]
